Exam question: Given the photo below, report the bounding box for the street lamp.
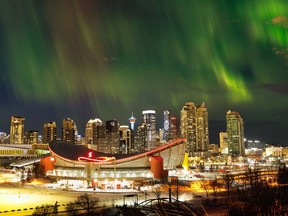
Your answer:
[17,172,21,198]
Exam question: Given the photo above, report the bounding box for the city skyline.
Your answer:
[0,1,287,145]
[0,106,273,145]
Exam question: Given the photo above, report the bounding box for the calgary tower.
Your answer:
[128,113,136,131]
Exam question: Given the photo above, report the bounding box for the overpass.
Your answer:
[10,154,50,168]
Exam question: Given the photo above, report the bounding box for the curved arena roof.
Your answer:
[49,139,187,169]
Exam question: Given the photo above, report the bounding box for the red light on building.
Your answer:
[88,151,93,158]
[78,154,115,163]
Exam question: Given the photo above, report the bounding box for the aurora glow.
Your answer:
[0,0,287,145]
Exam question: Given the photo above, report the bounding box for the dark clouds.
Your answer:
[260,82,288,94]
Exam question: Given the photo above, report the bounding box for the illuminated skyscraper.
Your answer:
[142,110,157,150]
[170,115,179,140]
[163,111,179,141]
[62,118,77,143]
[163,110,170,141]
[85,118,103,144]
[43,121,57,144]
[128,113,136,131]
[219,132,228,154]
[226,110,245,156]
[135,123,147,152]
[25,130,39,144]
[105,119,119,154]
[10,116,25,144]
[86,118,106,152]
[180,102,209,157]
[119,125,131,154]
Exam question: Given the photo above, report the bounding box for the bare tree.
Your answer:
[236,180,278,216]
[210,179,219,198]
[230,164,288,215]
[66,202,78,216]
[161,178,180,203]
[161,181,173,203]
[200,179,210,197]
[253,181,277,216]
[245,167,261,189]
[278,164,288,185]
[76,193,99,215]
[32,204,56,216]
[222,172,234,201]
[171,177,182,202]
[152,185,162,204]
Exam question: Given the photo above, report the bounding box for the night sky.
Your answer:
[0,0,288,145]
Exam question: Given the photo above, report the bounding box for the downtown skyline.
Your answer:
[0,105,277,146]
[0,0,287,145]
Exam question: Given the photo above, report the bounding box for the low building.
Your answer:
[265,146,283,158]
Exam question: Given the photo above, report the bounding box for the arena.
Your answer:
[45,139,187,189]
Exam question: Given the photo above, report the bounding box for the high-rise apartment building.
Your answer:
[170,115,179,140]
[219,132,228,154]
[89,119,106,152]
[85,118,103,144]
[105,119,119,154]
[24,130,39,144]
[180,102,209,157]
[135,123,147,152]
[10,116,25,144]
[43,121,57,144]
[163,110,179,142]
[62,118,77,143]
[142,110,157,150]
[86,118,119,153]
[226,110,245,156]
[119,125,131,154]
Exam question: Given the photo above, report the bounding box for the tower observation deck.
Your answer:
[129,113,136,131]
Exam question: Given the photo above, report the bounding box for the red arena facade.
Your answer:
[44,139,187,189]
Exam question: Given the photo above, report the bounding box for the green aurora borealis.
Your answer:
[0,0,288,144]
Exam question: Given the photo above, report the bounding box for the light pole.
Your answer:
[17,172,21,198]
